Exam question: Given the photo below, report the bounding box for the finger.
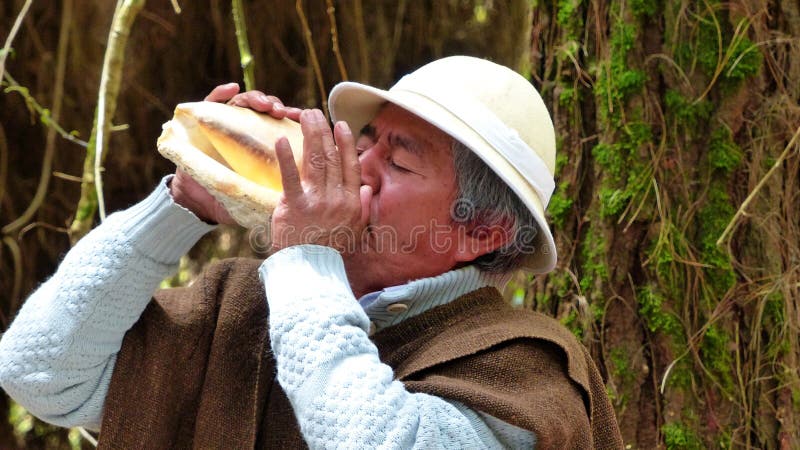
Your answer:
[205,83,240,102]
[227,91,293,120]
[275,137,303,201]
[334,121,359,193]
[300,109,326,189]
[226,91,268,108]
[317,112,342,191]
[282,106,303,122]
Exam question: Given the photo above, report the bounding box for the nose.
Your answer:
[358,147,382,194]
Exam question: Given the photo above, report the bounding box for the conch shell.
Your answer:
[157,101,303,227]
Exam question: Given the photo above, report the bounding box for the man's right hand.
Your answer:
[168,83,301,224]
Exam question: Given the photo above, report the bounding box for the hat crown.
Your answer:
[390,56,556,174]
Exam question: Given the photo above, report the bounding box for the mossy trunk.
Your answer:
[529,0,800,448]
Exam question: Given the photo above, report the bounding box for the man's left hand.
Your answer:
[271,109,372,253]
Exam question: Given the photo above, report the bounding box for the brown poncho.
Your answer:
[98,258,622,449]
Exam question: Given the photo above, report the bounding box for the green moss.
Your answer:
[550,270,573,298]
[580,227,609,292]
[793,387,800,413]
[638,285,682,336]
[592,143,624,179]
[548,185,574,228]
[609,347,635,383]
[763,291,785,326]
[555,152,569,175]
[561,309,585,339]
[697,184,737,295]
[708,127,742,172]
[662,422,702,450]
[695,127,741,296]
[607,347,633,408]
[664,89,713,125]
[592,9,654,219]
[630,0,658,17]
[599,187,631,217]
[556,0,584,37]
[700,325,735,390]
[687,6,762,90]
[724,34,761,81]
[595,21,646,122]
[558,85,578,108]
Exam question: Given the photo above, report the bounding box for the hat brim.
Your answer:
[329,82,557,273]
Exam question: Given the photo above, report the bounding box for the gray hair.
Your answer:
[451,141,539,273]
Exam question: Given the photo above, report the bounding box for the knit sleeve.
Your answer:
[0,176,214,430]
[260,245,535,449]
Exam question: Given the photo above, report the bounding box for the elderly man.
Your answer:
[0,56,622,448]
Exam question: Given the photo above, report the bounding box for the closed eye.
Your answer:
[389,159,412,173]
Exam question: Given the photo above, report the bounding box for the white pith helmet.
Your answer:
[328,56,557,273]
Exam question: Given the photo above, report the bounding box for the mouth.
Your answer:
[362,224,375,251]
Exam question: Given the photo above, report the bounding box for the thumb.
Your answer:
[359,185,372,228]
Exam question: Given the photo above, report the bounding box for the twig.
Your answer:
[0,0,33,82]
[2,236,23,322]
[69,0,146,243]
[2,73,88,148]
[52,171,83,182]
[325,0,348,81]
[2,0,73,236]
[716,124,800,247]
[0,124,7,207]
[231,0,255,91]
[76,426,98,447]
[296,0,327,118]
[352,0,369,81]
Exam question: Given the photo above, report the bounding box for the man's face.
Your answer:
[342,104,468,297]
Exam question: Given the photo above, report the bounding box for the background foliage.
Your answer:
[1,0,798,448]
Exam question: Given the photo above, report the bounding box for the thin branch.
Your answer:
[0,124,7,208]
[2,0,73,236]
[2,236,23,323]
[2,73,88,148]
[717,124,800,247]
[76,426,98,447]
[325,0,348,81]
[296,0,327,118]
[69,0,146,243]
[0,0,34,82]
[231,0,255,90]
[352,0,369,81]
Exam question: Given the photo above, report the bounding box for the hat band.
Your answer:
[392,79,555,207]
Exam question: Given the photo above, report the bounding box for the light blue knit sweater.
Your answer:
[0,177,536,448]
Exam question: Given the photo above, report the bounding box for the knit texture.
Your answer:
[0,178,213,430]
[261,245,534,449]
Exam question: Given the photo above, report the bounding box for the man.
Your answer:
[0,56,622,448]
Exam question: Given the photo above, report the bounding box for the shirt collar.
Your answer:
[357,265,512,332]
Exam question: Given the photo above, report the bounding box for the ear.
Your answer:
[452,217,514,263]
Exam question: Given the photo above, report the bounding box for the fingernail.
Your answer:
[336,121,351,134]
[227,82,239,88]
